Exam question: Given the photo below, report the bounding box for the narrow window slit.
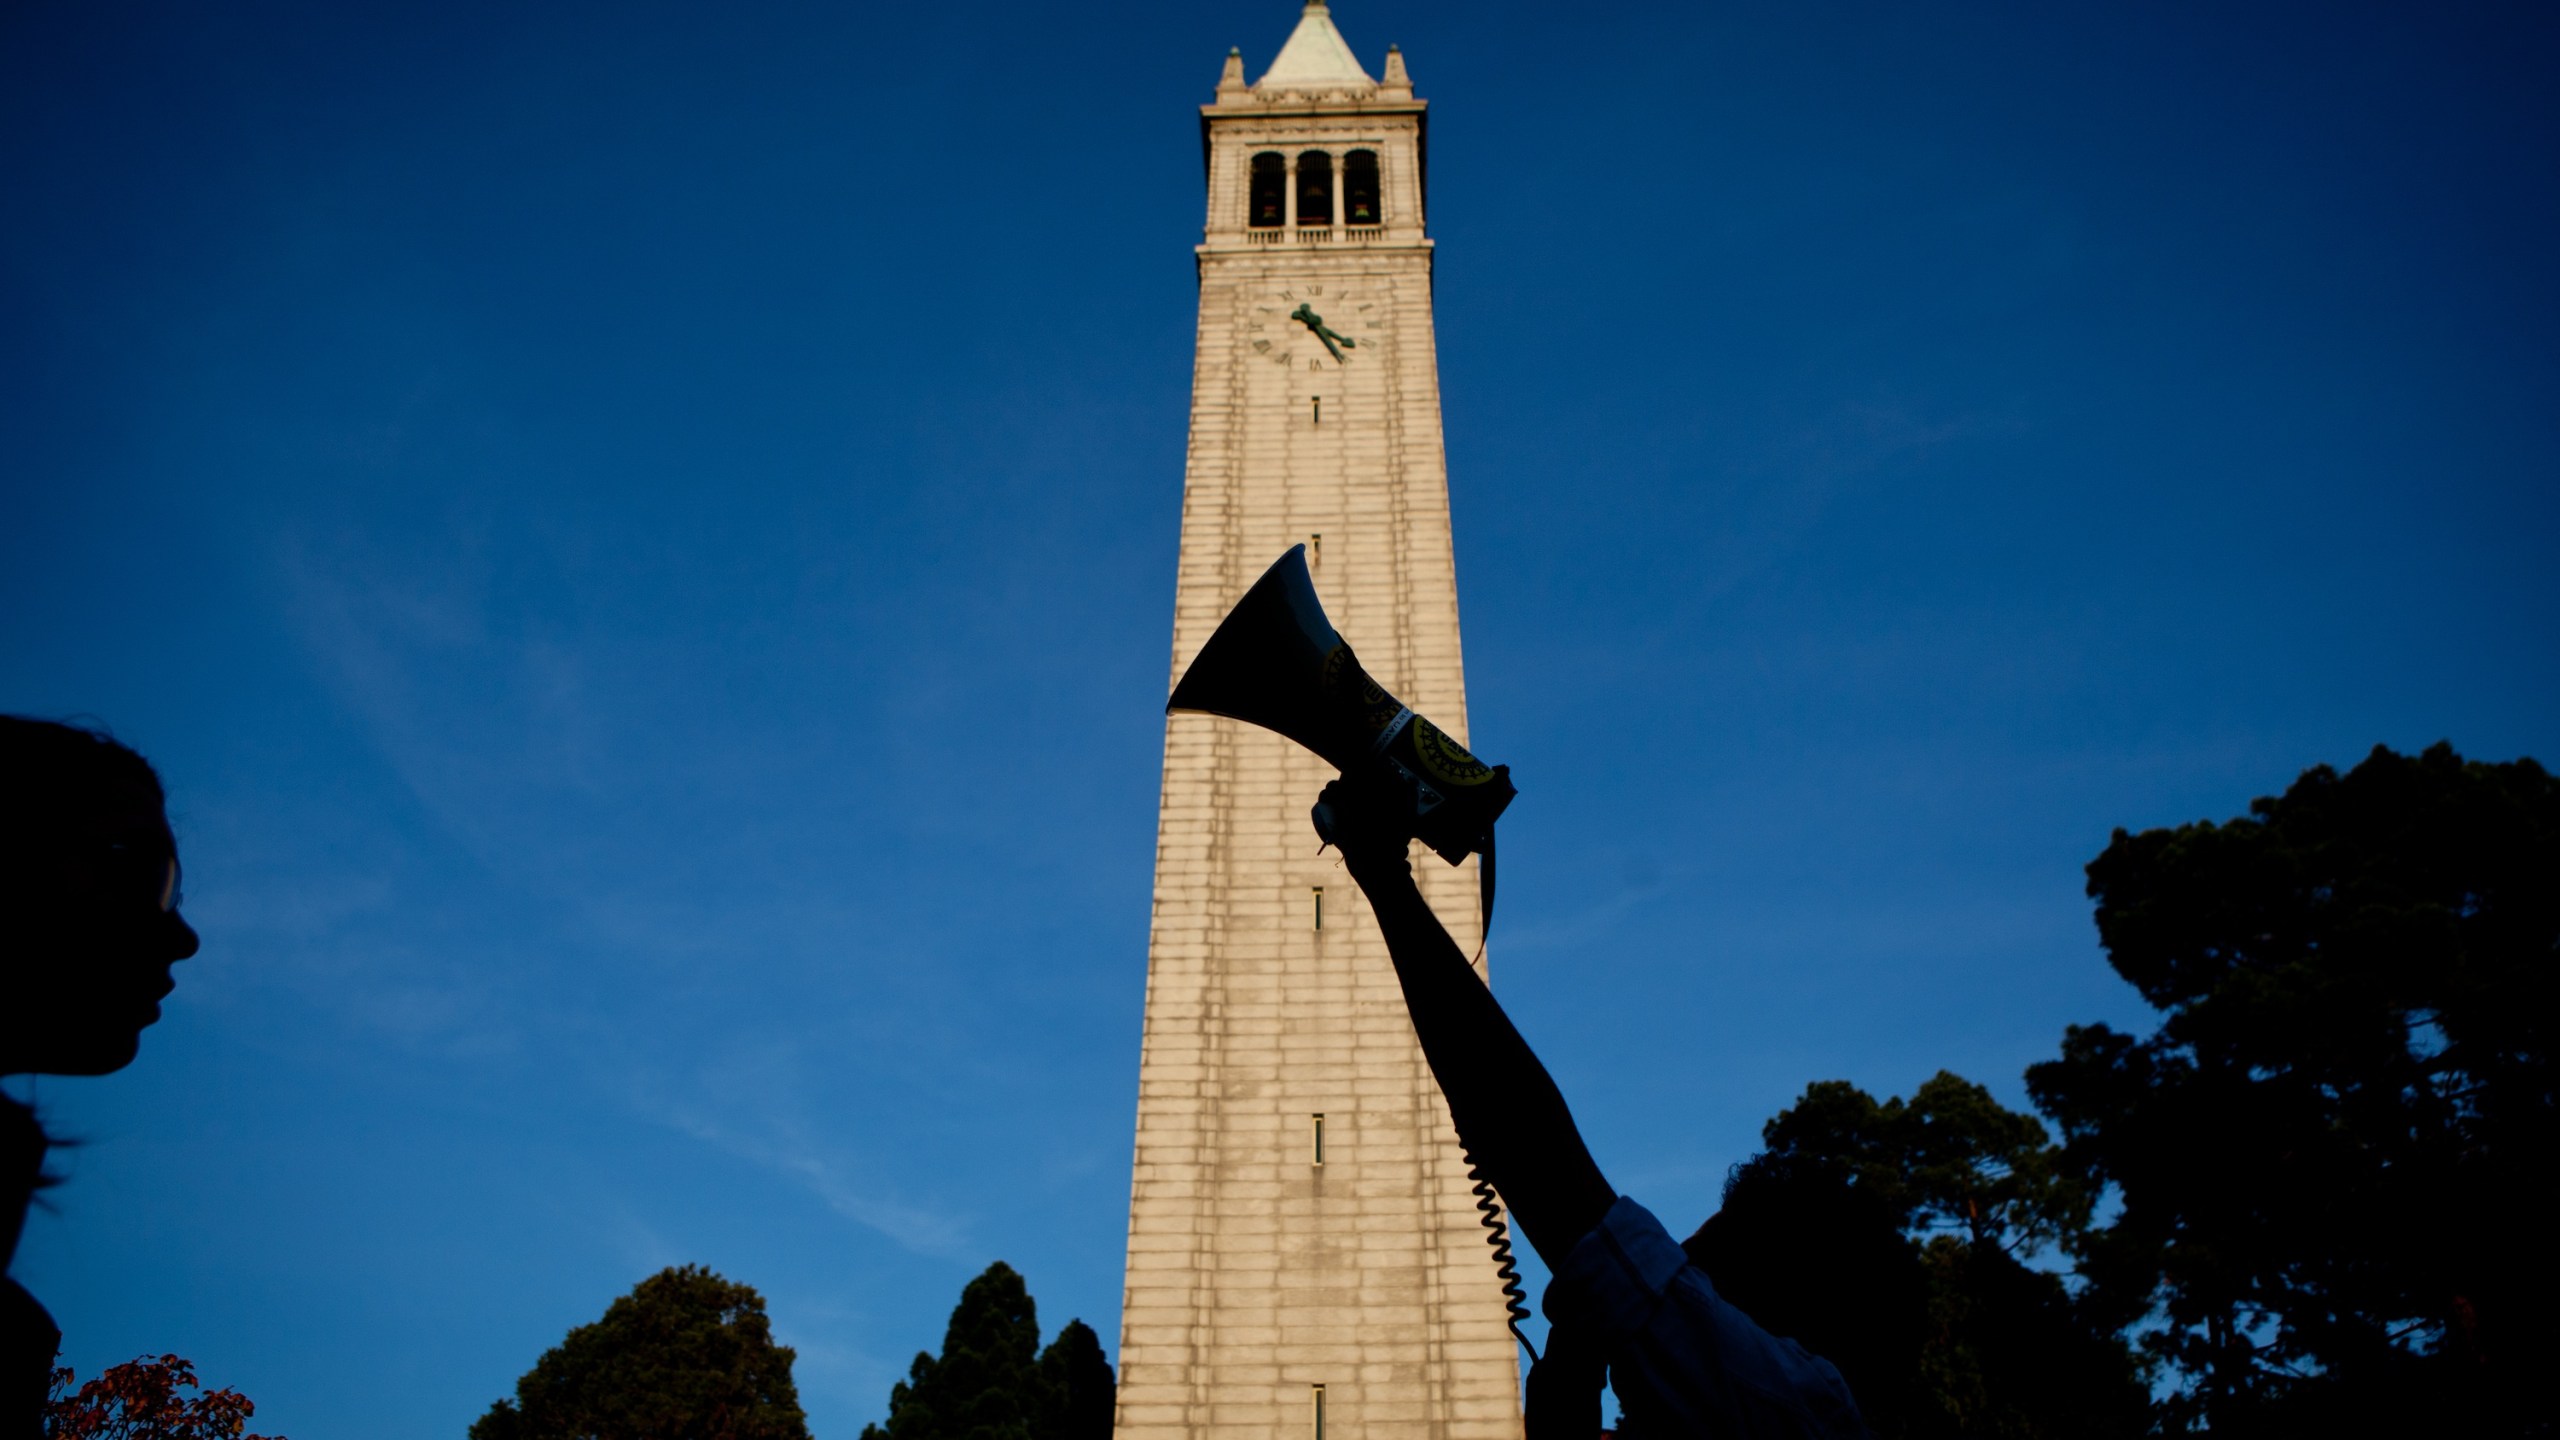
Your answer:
[1312,885,1324,930]
[1312,1113,1325,1166]
[1312,1384,1327,1440]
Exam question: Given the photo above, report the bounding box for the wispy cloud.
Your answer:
[662,1104,975,1258]
[273,522,613,860]
[627,1049,976,1260]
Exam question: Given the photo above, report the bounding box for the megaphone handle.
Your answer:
[1312,779,1496,945]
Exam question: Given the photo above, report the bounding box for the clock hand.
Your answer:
[1291,304,1357,363]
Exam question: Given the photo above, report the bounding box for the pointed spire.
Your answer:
[1254,0,1376,95]
[1215,45,1249,102]
[1379,43,1411,99]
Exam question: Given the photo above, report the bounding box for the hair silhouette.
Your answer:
[1685,1154,1929,1431]
[3,715,202,1432]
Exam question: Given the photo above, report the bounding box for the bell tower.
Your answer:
[1115,7,1521,1440]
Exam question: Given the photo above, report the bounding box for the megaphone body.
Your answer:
[1166,546,1514,869]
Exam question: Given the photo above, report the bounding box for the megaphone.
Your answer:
[1167,546,1515,884]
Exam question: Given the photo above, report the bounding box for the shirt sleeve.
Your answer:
[1543,1195,1871,1440]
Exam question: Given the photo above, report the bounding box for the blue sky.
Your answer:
[4,1,2554,1435]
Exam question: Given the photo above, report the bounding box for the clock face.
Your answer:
[1245,280,1382,370]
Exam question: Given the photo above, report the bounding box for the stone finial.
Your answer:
[1380,44,1411,97]
[1216,46,1249,101]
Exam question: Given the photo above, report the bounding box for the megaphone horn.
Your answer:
[1167,547,1516,886]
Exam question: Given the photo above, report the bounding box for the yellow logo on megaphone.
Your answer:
[1413,718,1495,788]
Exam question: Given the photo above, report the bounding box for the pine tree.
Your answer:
[2029,743,2558,1434]
[862,1262,1114,1440]
[1037,1319,1114,1440]
[1702,1073,2150,1437]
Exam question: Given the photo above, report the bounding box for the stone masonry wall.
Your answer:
[1113,209,1523,1440]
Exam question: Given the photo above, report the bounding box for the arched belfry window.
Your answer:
[1344,150,1382,226]
[1248,152,1285,229]
[1296,150,1334,226]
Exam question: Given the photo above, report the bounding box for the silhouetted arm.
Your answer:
[1325,790,1874,1439]
[1325,784,1616,1265]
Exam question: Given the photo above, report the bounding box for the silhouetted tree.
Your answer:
[861,1261,1114,1440]
[46,1354,283,1440]
[1700,1074,2147,1438]
[1758,1071,2089,1257]
[1904,1237,2149,1440]
[2026,742,2558,1436]
[1037,1318,1115,1440]
[469,1265,809,1440]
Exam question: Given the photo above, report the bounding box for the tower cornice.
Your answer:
[1200,98,1426,123]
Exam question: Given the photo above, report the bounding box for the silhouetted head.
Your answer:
[0,717,199,1076]
[1685,1153,1928,1431]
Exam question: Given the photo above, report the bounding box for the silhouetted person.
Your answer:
[1315,778,1870,1439]
[1683,1157,1929,1434]
[1,718,201,1437]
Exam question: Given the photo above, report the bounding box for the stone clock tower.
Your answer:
[1115,6,1522,1440]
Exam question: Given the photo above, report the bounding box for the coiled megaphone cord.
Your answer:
[1462,1143,1540,1363]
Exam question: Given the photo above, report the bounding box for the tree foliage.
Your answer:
[46,1354,283,1440]
[470,1264,809,1440]
[1707,1074,2147,1439]
[2026,742,2557,1435]
[861,1261,1114,1440]
[1759,1070,2087,1256]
